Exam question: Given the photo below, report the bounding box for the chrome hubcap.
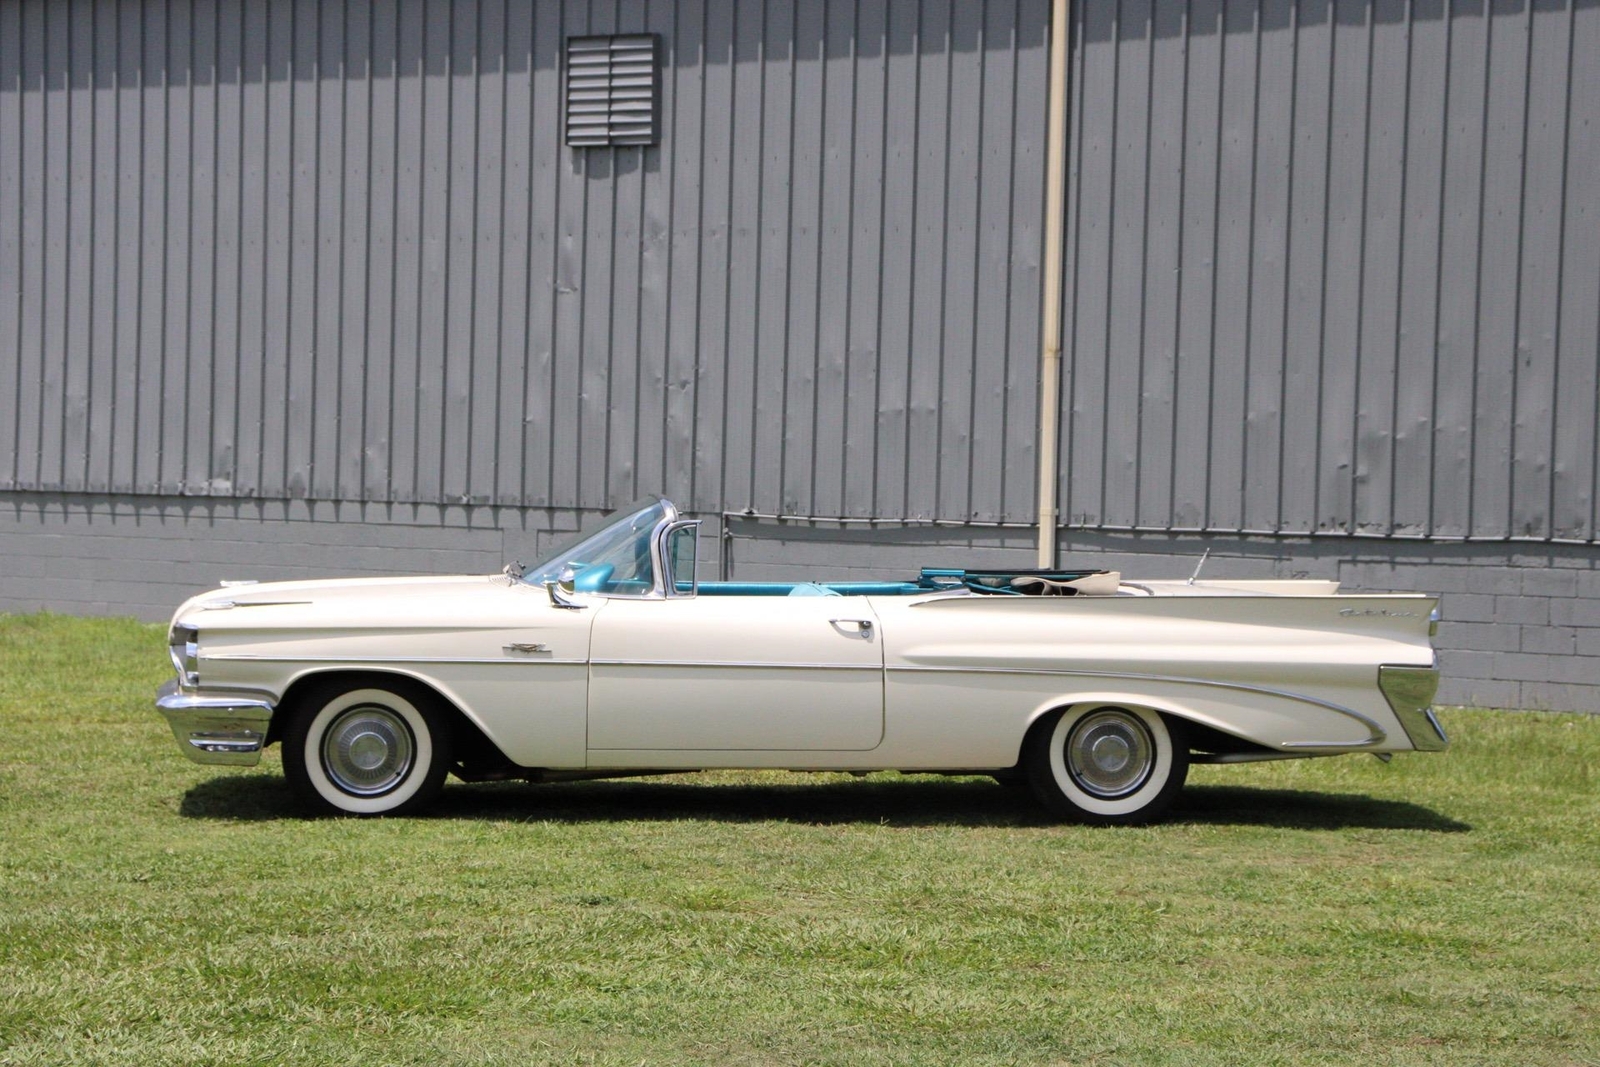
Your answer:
[321,705,415,796]
[1066,710,1154,798]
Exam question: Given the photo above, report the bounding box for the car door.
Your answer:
[586,595,885,756]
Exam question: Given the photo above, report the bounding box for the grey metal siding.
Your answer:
[0,0,1048,524]
[3,0,1598,542]
[1060,0,1600,543]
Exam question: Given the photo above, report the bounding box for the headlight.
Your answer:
[169,624,199,688]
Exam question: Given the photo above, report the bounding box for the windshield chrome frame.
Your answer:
[531,496,681,602]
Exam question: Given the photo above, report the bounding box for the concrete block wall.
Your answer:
[0,493,729,620]
[2,492,1596,712]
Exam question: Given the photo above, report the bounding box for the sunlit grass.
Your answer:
[1,612,1596,1065]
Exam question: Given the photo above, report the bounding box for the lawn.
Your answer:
[0,613,1596,1066]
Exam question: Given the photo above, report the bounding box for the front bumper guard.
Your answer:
[156,679,276,766]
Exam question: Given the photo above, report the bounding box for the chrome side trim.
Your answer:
[885,663,1388,748]
[203,653,588,666]
[155,679,276,767]
[1189,751,1323,764]
[590,659,880,671]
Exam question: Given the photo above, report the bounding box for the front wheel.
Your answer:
[1024,705,1188,825]
[282,680,453,816]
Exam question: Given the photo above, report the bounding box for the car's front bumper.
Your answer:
[155,679,276,766]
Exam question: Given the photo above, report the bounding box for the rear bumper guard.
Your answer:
[1378,664,1449,752]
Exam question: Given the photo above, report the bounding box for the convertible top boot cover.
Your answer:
[1010,571,1122,596]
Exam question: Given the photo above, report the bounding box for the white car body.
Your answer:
[157,497,1447,822]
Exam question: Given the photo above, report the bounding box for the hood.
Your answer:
[170,574,515,629]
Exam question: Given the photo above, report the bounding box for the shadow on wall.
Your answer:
[27,0,1568,96]
[1077,0,1575,46]
[24,0,1049,94]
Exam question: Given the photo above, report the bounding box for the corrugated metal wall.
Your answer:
[0,0,1049,523]
[1062,0,1600,542]
[4,0,1599,542]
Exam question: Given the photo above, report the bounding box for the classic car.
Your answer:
[156,496,1448,824]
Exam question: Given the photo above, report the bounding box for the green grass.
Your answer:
[1,612,1597,1066]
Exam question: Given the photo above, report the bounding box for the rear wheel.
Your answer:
[282,680,453,816]
[1024,705,1188,825]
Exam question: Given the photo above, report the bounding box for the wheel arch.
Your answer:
[268,667,512,773]
[1015,689,1250,766]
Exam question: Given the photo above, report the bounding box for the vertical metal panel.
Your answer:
[40,0,71,493]
[1353,0,1408,535]
[810,0,855,518]
[0,0,18,491]
[361,0,398,498]
[751,0,794,516]
[1513,0,1570,538]
[159,0,192,494]
[840,0,887,520]
[1064,0,1115,528]
[1134,0,1185,531]
[234,0,267,496]
[782,0,826,517]
[660,0,702,510]
[904,0,950,521]
[1279,0,1333,535]
[186,0,218,493]
[314,0,348,500]
[1430,1,1488,538]
[1171,0,1222,530]
[1242,0,1293,533]
[1061,0,1600,543]
[686,0,732,515]
[522,0,562,506]
[14,0,45,492]
[873,0,918,521]
[1102,0,1150,531]
[1391,0,1448,538]
[1207,0,1257,533]
[1004,0,1046,523]
[336,0,372,499]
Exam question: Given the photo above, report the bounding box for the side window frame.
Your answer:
[660,520,702,598]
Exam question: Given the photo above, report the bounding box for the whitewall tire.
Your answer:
[282,681,453,816]
[1024,705,1188,825]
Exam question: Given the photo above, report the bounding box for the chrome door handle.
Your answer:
[830,618,874,638]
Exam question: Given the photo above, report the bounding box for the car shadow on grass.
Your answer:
[178,774,1468,832]
[1176,784,1470,832]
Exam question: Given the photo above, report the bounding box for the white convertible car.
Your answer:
[156,497,1447,824]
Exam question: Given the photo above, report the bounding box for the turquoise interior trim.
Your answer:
[670,568,1111,598]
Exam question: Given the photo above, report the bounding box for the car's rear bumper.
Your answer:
[155,679,276,766]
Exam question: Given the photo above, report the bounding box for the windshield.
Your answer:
[523,498,672,595]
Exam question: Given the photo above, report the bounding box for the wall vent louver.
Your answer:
[565,34,659,147]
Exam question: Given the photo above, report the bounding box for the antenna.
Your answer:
[1187,548,1210,587]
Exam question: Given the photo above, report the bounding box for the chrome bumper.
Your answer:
[155,679,276,766]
